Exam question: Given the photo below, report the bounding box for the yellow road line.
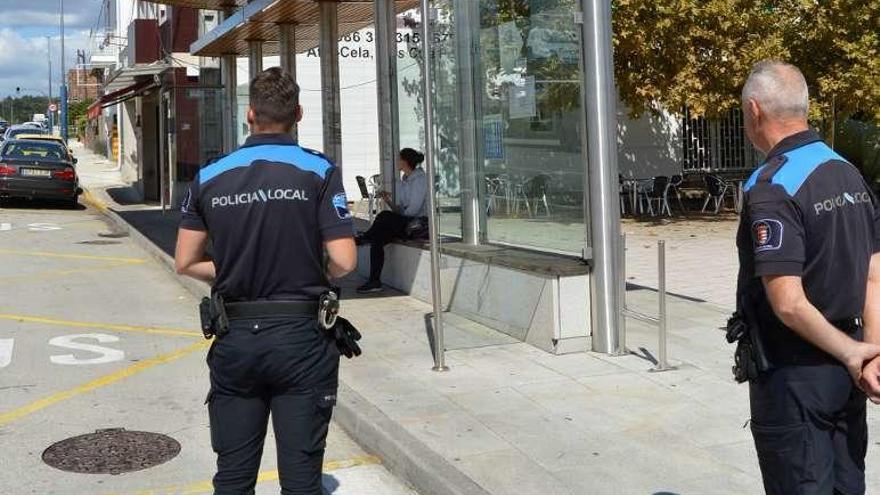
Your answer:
[0,340,209,427]
[0,313,201,338]
[81,189,109,215]
[0,248,145,264]
[105,455,382,495]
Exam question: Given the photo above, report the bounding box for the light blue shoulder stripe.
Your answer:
[772,142,847,196]
[199,145,333,185]
[743,142,848,195]
[743,164,766,192]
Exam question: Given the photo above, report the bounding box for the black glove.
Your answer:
[333,317,362,359]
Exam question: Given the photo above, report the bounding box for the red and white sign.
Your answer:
[48,104,57,112]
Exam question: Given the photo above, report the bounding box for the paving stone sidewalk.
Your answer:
[74,142,880,495]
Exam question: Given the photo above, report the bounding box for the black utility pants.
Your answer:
[206,316,340,495]
[749,362,867,495]
[363,211,411,282]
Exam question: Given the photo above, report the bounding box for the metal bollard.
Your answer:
[617,233,627,354]
[650,240,676,372]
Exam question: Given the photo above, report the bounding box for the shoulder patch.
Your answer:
[332,192,351,219]
[752,219,783,252]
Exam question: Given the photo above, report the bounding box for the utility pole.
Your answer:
[60,0,68,142]
[47,37,54,132]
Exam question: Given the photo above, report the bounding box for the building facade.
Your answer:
[67,69,101,102]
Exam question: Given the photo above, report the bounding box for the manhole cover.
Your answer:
[78,240,122,245]
[42,428,180,475]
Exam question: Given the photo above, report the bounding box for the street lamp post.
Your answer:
[60,0,68,142]
[47,37,54,132]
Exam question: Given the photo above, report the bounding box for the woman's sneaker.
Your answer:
[356,280,383,294]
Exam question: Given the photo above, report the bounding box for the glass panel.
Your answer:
[397,7,463,239]
[476,0,586,254]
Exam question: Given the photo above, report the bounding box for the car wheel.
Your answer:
[69,195,79,209]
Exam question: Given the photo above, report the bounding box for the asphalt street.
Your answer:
[0,199,417,495]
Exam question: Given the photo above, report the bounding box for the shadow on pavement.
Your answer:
[106,186,150,206]
[0,197,86,211]
[112,208,181,257]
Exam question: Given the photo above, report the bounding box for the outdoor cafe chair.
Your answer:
[485,174,506,217]
[669,174,686,212]
[642,176,672,217]
[702,174,732,214]
[523,174,553,217]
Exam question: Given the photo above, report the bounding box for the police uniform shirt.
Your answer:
[179,133,354,301]
[737,130,880,357]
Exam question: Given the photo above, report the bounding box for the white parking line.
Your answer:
[0,339,12,368]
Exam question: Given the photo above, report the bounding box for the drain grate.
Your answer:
[42,428,181,475]
[78,240,122,245]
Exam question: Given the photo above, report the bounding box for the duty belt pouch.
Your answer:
[727,293,772,383]
[199,297,213,339]
[211,292,229,338]
[199,292,229,339]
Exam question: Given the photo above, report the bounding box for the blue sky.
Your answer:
[0,0,100,98]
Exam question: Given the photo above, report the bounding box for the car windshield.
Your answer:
[2,141,66,160]
[7,129,39,138]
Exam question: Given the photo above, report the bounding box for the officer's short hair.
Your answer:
[742,60,809,120]
[250,67,300,128]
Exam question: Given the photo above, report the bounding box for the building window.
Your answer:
[682,107,761,172]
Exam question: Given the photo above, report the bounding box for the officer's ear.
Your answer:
[246,106,256,126]
[746,99,762,126]
[294,105,303,124]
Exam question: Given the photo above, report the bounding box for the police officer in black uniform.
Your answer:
[736,61,880,494]
[174,67,357,494]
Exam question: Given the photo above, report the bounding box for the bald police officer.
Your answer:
[737,60,880,494]
[175,67,356,494]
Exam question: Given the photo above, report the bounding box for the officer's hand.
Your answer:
[843,342,880,385]
[859,356,880,404]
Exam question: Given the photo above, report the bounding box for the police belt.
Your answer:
[224,300,319,319]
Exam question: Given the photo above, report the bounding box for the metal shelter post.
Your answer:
[319,1,343,166]
[220,54,238,153]
[278,23,299,141]
[248,40,263,77]
[420,0,448,372]
[453,0,481,245]
[580,0,622,354]
[374,0,400,197]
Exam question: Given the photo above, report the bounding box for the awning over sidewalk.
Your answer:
[104,62,171,93]
[189,0,419,57]
[87,78,160,119]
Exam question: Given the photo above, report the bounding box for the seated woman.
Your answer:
[356,148,427,294]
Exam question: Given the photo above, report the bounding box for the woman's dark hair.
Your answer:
[399,148,425,169]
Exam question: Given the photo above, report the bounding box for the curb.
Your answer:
[80,186,491,495]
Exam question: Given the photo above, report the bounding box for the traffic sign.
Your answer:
[48,103,57,112]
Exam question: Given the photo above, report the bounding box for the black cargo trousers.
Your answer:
[749,358,868,495]
[206,315,340,495]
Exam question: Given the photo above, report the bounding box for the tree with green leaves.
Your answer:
[612,0,880,125]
